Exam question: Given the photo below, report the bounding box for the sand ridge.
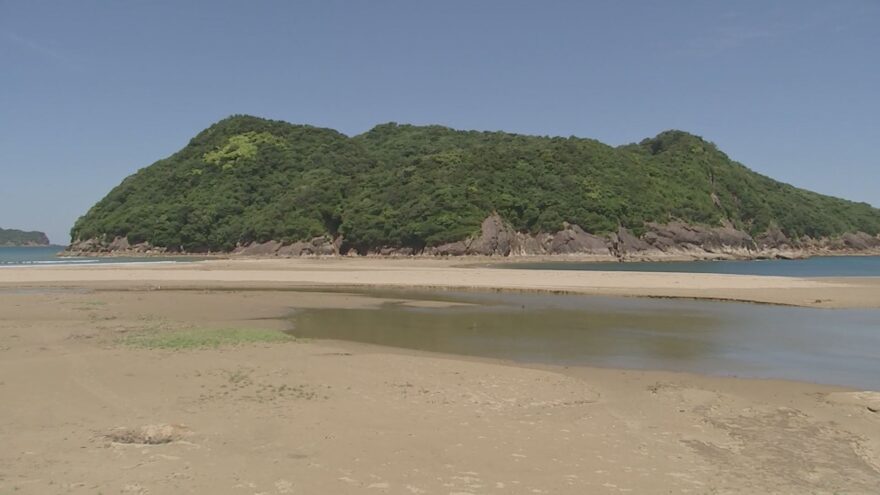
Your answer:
[3,257,880,308]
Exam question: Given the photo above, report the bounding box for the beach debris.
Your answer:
[105,423,190,445]
[825,391,880,413]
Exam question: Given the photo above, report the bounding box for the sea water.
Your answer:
[0,245,204,266]
[501,255,880,277]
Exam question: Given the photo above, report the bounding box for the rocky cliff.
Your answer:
[66,214,880,260]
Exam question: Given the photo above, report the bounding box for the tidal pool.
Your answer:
[288,291,880,390]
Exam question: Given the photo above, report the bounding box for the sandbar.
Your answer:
[2,257,880,308]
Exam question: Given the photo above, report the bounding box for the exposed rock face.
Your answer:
[755,226,793,250]
[428,217,880,259]
[237,236,341,256]
[641,222,756,254]
[548,224,609,255]
[428,214,520,256]
[841,232,880,250]
[469,214,515,256]
[234,240,283,256]
[427,214,611,257]
[430,241,469,257]
[609,227,651,257]
[65,216,880,260]
[65,237,167,256]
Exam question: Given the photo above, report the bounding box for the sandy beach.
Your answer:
[3,257,880,308]
[1,260,879,493]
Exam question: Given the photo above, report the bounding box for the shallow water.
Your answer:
[289,291,880,390]
[500,255,880,277]
[0,245,206,266]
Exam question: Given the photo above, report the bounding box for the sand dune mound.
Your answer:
[105,423,190,445]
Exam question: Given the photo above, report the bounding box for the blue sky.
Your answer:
[2,1,878,244]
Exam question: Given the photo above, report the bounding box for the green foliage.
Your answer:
[0,228,49,246]
[204,131,288,170]
[122,327,294,350]
[70,116,880,252]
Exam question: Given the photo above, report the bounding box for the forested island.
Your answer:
[68,115,880,258]
[0,228,50,247]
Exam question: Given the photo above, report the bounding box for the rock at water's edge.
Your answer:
[65,216,880,260]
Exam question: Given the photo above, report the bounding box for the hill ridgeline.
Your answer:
[68,115,880,259]
[1,228,50,247]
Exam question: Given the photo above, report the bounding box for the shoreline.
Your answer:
[2,257,880,308]
[0,244,58,248]
[56,247,880,262]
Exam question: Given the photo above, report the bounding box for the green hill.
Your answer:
[0,228,50,247]
[70,115,880,254]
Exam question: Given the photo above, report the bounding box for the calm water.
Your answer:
[289,291,880,390]
[0,245,206,266]
[501,255,880,277]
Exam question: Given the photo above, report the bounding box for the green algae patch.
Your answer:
[123,327,294,350]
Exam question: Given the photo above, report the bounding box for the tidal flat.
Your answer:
[0,285,878,494]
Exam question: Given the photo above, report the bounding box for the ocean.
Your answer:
[5,246,880,276]
[0,245,205,266]
[501,255,880,277]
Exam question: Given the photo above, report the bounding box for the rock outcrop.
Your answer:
[233,236,342,256]
[609,227,651,257]
[548,224,609,255]
[841,232,880,250]
[755,226,793,250]
[642,222,755,253]
[65,236,167,255]
[65,214,880,261]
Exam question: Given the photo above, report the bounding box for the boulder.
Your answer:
[468,213,515,256]
[108,236,132,251]
[612,227,650,255]
[713,225,756,250]
[431,241,468,256]
[512,233,548,255]
[375,246,414,256]
[237,240,282,256]
[547,223,609,255]
[842,232,880,250]
[755,226,792,250]
[275,236,339,256]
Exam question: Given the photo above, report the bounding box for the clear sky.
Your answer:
[2,1,878,244]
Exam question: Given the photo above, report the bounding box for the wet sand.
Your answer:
[1,287,878,494]
[3,257,880,308]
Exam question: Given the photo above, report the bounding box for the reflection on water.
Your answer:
[289,292,880,390]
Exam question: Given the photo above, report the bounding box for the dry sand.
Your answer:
[2,257,880,308]
[1,260,879,493]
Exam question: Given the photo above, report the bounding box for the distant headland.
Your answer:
[0,228,50,247]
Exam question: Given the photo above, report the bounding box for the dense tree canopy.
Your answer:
[0,228,49,246]
[71,115,880,252]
